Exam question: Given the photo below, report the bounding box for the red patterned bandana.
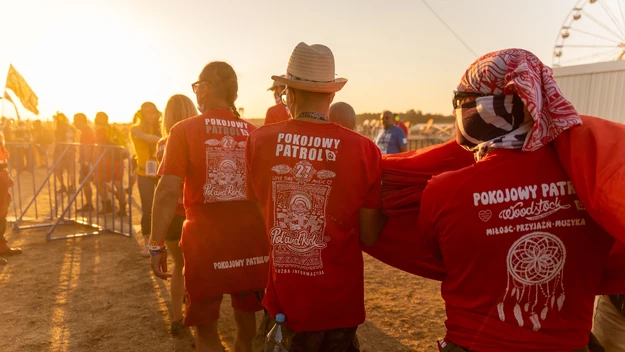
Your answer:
[456,49,581,152]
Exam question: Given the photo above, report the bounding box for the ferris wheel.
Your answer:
[553,0,625,67]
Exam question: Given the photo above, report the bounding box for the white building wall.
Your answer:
[553,60,625,124]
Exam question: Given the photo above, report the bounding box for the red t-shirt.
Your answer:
[417,146,615,351]
[156,137,184,216]
[396,121,409,137]
[264,104,290,125]
[78,126,95,165]
[160,109,269,298]
[0,170,13,220]
[246,119,383,332]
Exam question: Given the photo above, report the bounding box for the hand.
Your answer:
[150,251,172,280]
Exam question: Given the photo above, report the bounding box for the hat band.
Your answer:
[287,72,334,84]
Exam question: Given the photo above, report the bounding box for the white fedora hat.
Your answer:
[272,42,347,93]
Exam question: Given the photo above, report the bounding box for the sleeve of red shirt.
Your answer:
[416,180,444,261]
[263,107,275,126]
[361,141,383,209]
[244,132,258,202]
[361,173,447,281]
[158,124,188,179]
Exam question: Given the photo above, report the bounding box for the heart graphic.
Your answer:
[478,210,492,222]
[263,256,270,263]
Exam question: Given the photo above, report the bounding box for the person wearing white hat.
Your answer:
[246,42,386,352]
[263,76,290,125]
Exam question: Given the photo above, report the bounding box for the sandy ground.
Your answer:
[0,169,447,352]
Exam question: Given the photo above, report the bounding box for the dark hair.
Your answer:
[74,113,87,123]
[95,111,109,125]
[135,101,162,136]
[199,61,240,118]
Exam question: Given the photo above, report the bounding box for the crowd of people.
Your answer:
[0,41,623,352]
[150,42,625,352]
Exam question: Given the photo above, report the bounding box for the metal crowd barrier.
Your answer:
[6,142,133,241]
[406,137,448,151]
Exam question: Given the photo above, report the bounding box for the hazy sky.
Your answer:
[0,0,612,121]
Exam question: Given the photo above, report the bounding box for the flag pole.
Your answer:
[11,98,20,120]
[1,91,4,119]
[2,64,6,118]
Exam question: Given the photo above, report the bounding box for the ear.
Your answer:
[287,88,295,104]
[329,93,336,104]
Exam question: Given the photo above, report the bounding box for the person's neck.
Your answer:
[293,104,330,123]
[203,98,231,112]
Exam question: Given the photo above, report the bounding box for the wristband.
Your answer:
[148,244,167,252]
[150,249,166,256]
[149,240,165,247]
[149,246,167,256]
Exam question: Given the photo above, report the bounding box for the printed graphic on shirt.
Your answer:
[275,133,340,162]
[375,131,392,154]
[203,136,246,203]
[204,117,250,137]
[270,160,336,276]
[498,231,566,332]
[474,181,588,236]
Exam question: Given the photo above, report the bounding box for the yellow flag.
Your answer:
[5,64,39,115]
[3,90,13,104]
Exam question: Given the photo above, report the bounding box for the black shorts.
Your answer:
[166,214,185,242]
[252,311,360,352]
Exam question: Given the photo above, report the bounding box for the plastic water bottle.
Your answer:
[264,313,288,352]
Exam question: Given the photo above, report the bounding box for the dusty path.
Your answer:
[0,168,446,351]
[0,227,446,352]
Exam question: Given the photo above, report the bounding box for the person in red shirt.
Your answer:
[150,62,269,352]
[417,48,616,352]
[73,113,96,212]
[263,76,290,125]
[0,132,21,265]
[154,94,198,336]
[246,42,386,352]
[394,114,409,138]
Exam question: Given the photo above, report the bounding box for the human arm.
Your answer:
[149,124,188,280]
[130,126,160,145]
[149,174,182,279]
[359,208,387,246]
[359,143,385,246]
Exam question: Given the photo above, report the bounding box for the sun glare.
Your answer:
[2,3,173,123]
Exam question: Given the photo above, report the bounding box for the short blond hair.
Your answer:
[162,95,198,135]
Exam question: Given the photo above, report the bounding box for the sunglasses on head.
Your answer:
[452,90,492,109]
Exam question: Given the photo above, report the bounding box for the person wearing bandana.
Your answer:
[264,76,290,125]
[415,49,621,352]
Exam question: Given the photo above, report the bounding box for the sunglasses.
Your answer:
[280,88,288,105]
[191,80,207,94]
[452,90,492,109]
